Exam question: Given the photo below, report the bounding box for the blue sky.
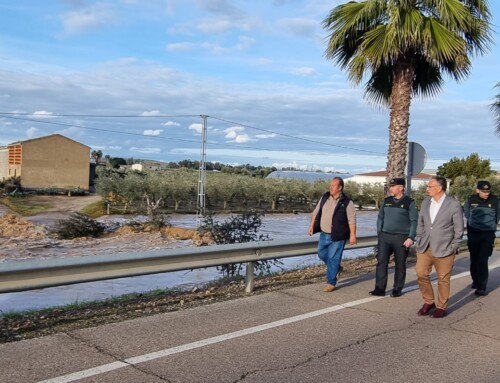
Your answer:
[0,0,499,174]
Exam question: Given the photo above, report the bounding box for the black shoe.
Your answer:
[390,289,402,298]
[369,288,385,297]
[471,282,478,289]
[475,289,487,296]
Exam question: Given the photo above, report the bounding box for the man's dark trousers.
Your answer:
[375,231,408,291]
[468,231,495,290]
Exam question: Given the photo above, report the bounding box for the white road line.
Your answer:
[37,362,128,383]
[37,265,499,383]
[37,295,383,383]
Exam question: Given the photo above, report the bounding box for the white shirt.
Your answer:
[429,193,446,223]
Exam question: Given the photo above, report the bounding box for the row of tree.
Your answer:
[95,167,499,218]
[92,152,286,178]
[96,168,332,213]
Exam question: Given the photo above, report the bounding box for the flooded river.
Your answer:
[0,211,377,313]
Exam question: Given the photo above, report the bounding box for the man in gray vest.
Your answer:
[370,178,418,297]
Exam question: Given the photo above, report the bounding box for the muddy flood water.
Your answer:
[0,211,377,313]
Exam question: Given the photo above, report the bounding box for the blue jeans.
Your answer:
[318,232,346,285]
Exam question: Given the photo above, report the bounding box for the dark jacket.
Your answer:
[464,193,499,232]
[312,192,351,241]
[377,195,418,239]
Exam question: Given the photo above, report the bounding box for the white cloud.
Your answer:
[166,42,196,52]
[130,147,161,154]
[141,110,162,116]
[271,161,309,170]
[198,18,234,34]
[200,42,230,55]
[26,127,39,137]
[189,123,203,134]
[195,0,242,17]
[234,134,251,143]
[225,131,237,139]
[33,110,54,118]
[223,127,251,143]
[254,58,273,66]
[108,146,122,150]
[255,133,276,139]
[289,67,318,77]
[60,3,117,35]
[235,36,255,51]
[277,17,319,38]
[224,126,245,139]
[143,129,163,136]
[201,36,256,55]
[161,121,180,126]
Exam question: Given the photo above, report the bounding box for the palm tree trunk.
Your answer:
[386,60,414,185]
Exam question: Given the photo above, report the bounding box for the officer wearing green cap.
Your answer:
[370,178,418,297]
[464,180,500,296]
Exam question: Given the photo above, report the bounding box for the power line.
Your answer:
[0,114,355,163]
[0,111,387,156]
[208,115,385,156]
[1,115,199,143]
[2,112,497,164]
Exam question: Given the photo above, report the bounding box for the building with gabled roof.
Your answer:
[1,134,90,191]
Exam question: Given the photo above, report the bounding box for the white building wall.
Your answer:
[0,148,8,180]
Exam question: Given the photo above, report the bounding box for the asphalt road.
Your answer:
[1,250,500,383]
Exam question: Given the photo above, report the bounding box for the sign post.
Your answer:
[405,142,427,196]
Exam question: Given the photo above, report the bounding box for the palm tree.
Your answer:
[492,82,500,135]
[91,149,103,163]
[323,0,492,182]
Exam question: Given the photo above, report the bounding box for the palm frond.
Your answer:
[364,65,392,106]
[323,0,491,104]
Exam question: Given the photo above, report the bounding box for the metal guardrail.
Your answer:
[0,235,378,294]
[1,225,498,295]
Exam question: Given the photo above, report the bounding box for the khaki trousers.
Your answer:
[415,248,455,310]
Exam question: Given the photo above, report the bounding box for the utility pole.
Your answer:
[196,115,208,227]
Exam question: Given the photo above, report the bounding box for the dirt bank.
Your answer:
[0,213,212,262]
[0,195,211,261]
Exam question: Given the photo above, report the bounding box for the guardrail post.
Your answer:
[245,262,255,294]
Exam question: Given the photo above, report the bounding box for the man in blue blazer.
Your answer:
[415,175,464,318]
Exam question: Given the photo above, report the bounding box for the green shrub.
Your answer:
[52,213,105,239]
[198,211,282,277]
[146,213,171,230]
